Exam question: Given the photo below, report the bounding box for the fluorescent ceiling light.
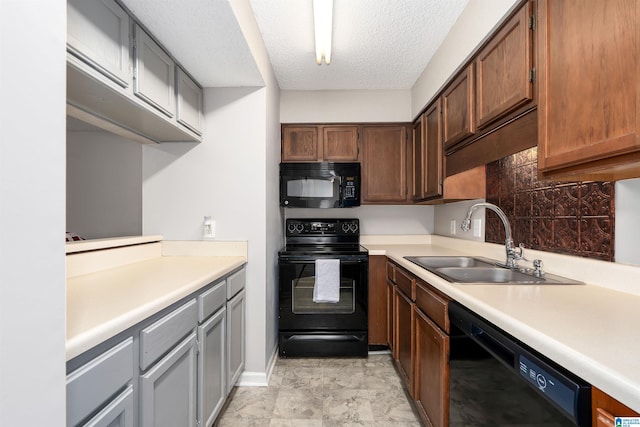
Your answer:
[313,0,333,65]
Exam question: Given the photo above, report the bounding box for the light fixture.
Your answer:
[313,0,333,65]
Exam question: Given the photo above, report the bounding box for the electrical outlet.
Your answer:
[203,216,215,239]
[450,219,457,235]
[473,219,482,238]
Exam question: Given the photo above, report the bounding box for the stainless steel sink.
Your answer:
[404,256,583,285]
[403,256,489,268]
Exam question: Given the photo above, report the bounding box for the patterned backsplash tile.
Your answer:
[485,147,615,261]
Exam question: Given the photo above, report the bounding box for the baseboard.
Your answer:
[236,345,278,387]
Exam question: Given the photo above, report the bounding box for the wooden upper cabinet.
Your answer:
[475,1,534,129]
[538,0,640,180]
[281,126,320,161]
[323,126,359,161]
[412,117,425,200]
[361,125,410,203]
[424,100,444,199]
[281,125,358,162]
[442,64,475,151]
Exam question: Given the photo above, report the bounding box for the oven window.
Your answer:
[292,276,355,314]
[286,178,337,198]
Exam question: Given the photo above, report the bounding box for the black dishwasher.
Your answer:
[448,302,591,427]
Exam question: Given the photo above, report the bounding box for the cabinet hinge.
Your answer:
[529,68,536,83]
[529,14,536,30]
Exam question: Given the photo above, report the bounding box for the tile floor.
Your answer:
[215,353,422,426]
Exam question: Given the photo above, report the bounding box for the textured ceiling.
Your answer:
[118,0,469,90]
[250,0,469,90]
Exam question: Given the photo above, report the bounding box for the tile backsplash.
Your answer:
[485,147,615,261]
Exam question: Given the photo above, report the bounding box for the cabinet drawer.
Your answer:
[415,280,449,333]
[140,299,198,370]
[227,268,246,299]
[67,337,133,427]
[83,385,134,427]
[199,280,226,322]
[395,267,415,300]
[386,261,395,282]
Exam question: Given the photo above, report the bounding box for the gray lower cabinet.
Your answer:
[227,289,246,393]
[66,266,246,427]
[198,307,227,427]
[140,333,198,427]
[66,337,133,427]
[83,385,134,427]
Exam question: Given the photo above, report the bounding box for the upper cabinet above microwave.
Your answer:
[66,0,203,144]
[281,125,359,162]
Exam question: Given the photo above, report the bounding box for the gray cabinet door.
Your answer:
[227,289,246,393]
[197,307,226,427]
[67,0,130,88]
[133,24,175,118]
[176,68,203,135]
[67,338,133,427]
[140,333,197,427]
[82,385,134,427]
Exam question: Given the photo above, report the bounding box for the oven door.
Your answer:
[278,256,368,332]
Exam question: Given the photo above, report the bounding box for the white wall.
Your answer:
[67,131,142,239]
[143,0,282,383]
[284,205,434,235]
[434,199,485,241]
[281,90,412,123]
[615,179,640,266]
[0,1,66,425]
[411,0,519,117]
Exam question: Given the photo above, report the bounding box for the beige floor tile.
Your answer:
[215,353,421,426]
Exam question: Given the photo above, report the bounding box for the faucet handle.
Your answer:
[514,243,525,260]
[532,259,545,277]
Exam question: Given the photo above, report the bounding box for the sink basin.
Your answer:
[404,256,492,268]
[436,267,546,283]
[404,256,583,285]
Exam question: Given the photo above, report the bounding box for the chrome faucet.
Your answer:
[461,202,521,268]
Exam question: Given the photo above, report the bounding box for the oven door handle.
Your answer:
[279,258,368,264]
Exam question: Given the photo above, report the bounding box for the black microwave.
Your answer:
[280,162,360,208]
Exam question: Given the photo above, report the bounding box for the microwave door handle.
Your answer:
[337,176,344,207]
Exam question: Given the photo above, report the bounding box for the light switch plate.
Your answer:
[473,219,482,238]
[450,219,457,235]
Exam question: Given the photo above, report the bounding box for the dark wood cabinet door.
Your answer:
[592,387,639,427]
[412,117,424,200]
[424,99,443,199]
[394,287,414,396]
[323,126,358,161]
[367,256,387,346]
[538,0,640,180]
[414,307,449,427]
[281,126,319,161]
[442,65,475,151]
[361,125,409,203]
[387,280,395,354]
[475,1,534,129]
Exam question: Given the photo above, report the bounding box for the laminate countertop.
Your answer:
[66,238,247,361]
[362,235,640,413]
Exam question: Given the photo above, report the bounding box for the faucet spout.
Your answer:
[461,202,519,268]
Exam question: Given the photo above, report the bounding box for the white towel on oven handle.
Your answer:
[313,259,340,303]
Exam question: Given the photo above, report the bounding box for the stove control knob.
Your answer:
[296,223,304,233]
[342,223,350,233]
[350,222,358,233]
[287,223,296,233]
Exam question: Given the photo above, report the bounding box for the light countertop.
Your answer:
[66,237,247,361]
[362,236,640,412]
